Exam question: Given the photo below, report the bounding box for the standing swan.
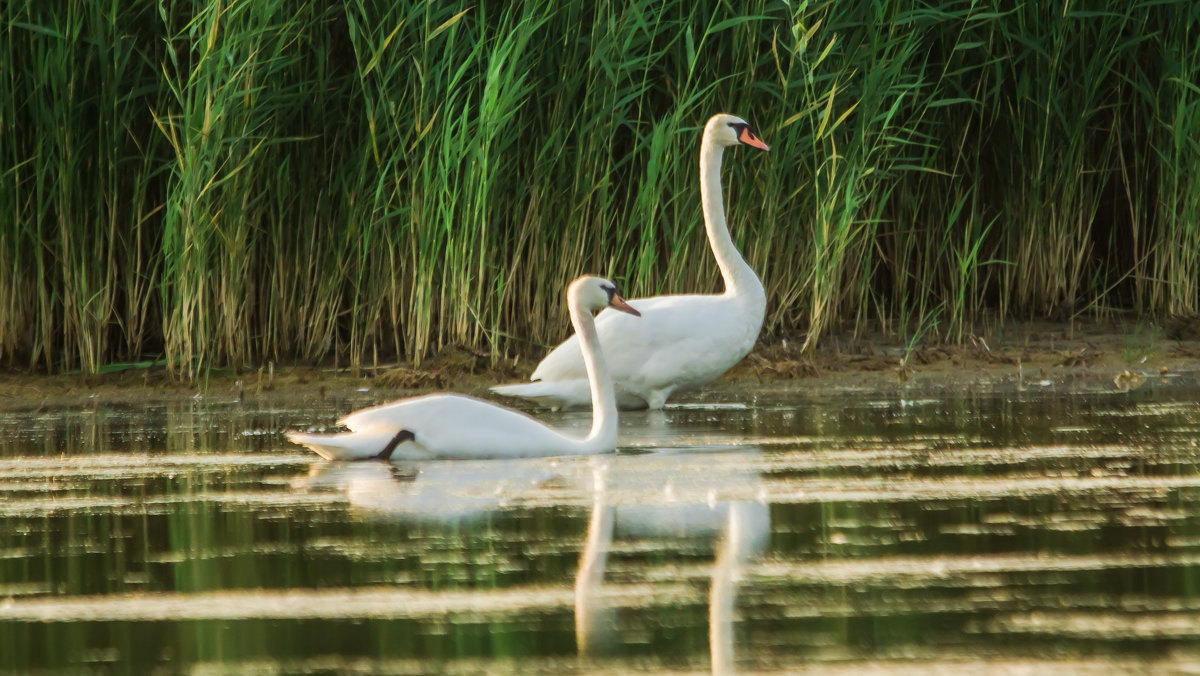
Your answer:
[491,114,770,410]
[286,276,640,461]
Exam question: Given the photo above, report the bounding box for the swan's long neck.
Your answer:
[700,137,763,300]
[571,302,618,453]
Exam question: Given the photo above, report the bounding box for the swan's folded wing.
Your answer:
[339,392,539,430]
[529,294,730,383]
[336,393,579,458]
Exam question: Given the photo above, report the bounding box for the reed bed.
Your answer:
[2,0,1198,376]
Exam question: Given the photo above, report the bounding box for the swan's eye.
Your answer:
[602,284,618,301]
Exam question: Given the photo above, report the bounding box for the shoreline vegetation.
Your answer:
[3,2,1199,379]
[2,317,1198,411]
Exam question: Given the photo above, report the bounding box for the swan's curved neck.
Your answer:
[571,303,618,453]
[700,138,762,299]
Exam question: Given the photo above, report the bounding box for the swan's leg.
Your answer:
[615,388,651,411]
[645,388,673,410]
[359,429,416,462]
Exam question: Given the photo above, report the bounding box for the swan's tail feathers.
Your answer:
[490,379,647,410]
[286,427,409,462]
[489,379,593,411]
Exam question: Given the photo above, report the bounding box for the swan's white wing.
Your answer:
[528,293,761,389]
[346,394,583,459]
[289,394,585,461]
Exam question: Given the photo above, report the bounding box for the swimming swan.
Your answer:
[490,114,769,410]
[286,276,640,461]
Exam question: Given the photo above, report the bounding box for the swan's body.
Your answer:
[286,276,639,461]
[491,114,770,410]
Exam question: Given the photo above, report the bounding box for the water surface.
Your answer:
[2,374,1199,673]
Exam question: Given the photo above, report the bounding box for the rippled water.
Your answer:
[2,374,1200,674]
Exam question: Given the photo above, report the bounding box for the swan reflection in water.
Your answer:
[297,449,769,675]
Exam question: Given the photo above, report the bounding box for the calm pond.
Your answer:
[1,373,1199,674]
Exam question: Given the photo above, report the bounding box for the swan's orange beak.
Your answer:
[738,127,770,152]
[609,294,641,317]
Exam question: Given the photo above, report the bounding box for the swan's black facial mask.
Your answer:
[728,122,770,151]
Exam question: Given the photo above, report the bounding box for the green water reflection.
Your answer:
[1,376,1199,673]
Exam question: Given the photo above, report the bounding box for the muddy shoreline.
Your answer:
[2,319,1199,411]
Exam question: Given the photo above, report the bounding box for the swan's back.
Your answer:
[530,291,764,390]
[338,394,589,459]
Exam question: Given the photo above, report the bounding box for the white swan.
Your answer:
[286,276,640,461]
[491,114,770,410]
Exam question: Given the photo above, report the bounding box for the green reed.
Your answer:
[1145,3,1200,317]
[2,0,1199,375]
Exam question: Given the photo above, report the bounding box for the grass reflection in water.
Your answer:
[1,380,1199,673]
